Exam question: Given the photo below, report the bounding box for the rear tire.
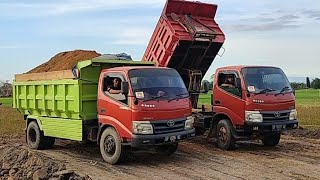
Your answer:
[100,127,123,164]
[27,121,56,149]
[262,133,281,147]
[216,119,236,150]
[26,121,44,149]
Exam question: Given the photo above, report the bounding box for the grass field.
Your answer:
[0,97,13,107]
[295,89,320,106]
[199,89,320,128]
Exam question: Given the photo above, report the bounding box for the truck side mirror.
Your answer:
[121,81,129,94]
[235,78,241,88]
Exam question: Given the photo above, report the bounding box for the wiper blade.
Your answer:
[143,94,166,102]
[168,93,190,102]
[275,86,291,96]
[255,88,277,95]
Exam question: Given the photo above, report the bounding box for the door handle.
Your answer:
[100,108,106,113]
[215,100,221,104]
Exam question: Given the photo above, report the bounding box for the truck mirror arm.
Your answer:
[123,94,140,105]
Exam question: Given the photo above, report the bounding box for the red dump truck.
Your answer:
[143,0,298,149]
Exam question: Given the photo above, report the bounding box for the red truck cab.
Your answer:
[202,66,298,149]
[97,66,195,164]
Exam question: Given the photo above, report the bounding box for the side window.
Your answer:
[218,72,242,98]
[102,73,128,105]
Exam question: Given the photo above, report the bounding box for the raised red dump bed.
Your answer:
[143,0,225,107]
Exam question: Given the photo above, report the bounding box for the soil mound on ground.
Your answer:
[0,145,91,180]
[28,50,101,73]
[288,127,320,139]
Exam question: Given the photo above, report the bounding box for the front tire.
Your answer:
[100,127,123,164]
[216,119,236,150]
[262,133,281,147]
[155,143,178,156]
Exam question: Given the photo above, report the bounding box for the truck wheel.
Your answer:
[262,133,281,147]
[216,119,236,150]
[100,127,123,165]
[27,121,45,150]
[155,143,178,156]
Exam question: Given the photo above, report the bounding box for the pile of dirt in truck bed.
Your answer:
[28,50,101,73]
[0,145,91,180]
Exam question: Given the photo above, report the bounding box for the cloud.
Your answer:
[28,12,158,46]
[302,10,320,20]
[0,0,165,18]
[221,12,303,32]
[112,28,153,45]
[214,0,320,32]
[225,24,299,32]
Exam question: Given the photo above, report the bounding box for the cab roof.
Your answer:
[101,66,172,73]
[216,65,280,71]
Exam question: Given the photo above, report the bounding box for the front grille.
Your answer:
[262,111,290,122]
[151,118,186,134]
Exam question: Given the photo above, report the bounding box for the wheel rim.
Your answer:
[29,128,37,143]
[218,127,228,145]
[104,135,116,157]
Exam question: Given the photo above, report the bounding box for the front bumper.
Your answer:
[243,120,298,133]
[130,129,195,147]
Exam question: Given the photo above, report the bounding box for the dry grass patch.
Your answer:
[297,106,320,128]
[0,106,24,135]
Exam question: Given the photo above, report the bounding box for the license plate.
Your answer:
[272,124,285,131]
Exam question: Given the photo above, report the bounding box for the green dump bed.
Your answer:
[13,59,154,121]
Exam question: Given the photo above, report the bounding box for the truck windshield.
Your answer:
[128,68,188,101]
[242,67,292,94]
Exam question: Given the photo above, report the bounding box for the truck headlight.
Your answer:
[289,109,297,120]
[185,116,194,130]
[133,121,153,135]
[245,111,263,123]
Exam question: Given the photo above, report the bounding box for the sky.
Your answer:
[0,0,320,82]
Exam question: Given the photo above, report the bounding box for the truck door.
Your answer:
[98,72,132,138]
[214,71,246,126]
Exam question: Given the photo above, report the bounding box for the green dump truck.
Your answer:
[13,59,195,164]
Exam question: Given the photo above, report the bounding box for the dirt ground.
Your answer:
[1,134,319,180]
